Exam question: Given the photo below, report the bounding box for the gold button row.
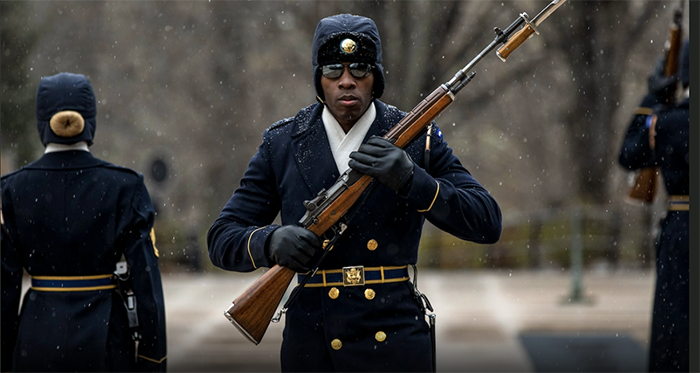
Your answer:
[328,287,376,300]
[330,331,387,350]
[326,238,381,352]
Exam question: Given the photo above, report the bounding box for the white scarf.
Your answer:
[322,102,376,174]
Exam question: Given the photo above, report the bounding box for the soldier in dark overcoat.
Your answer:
[208,14,501,372]
[619,39,690,372]
[1,72,167,372]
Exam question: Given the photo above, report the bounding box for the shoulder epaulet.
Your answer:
[1,158,44,180]
[268,116,295,131]
[267,103,320,133]
[1,168,24,180]
[102,163,144,179]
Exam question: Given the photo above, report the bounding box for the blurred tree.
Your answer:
[1,2,44,167]
[0,1,680,269]
[551,1,668,204]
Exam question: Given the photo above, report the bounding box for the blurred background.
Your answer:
[1,1,695,370]
[2,0,689,274]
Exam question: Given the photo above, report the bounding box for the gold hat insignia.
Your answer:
[340,38,357,54]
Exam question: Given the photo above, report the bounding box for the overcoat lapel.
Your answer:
[363,102,397,141]
[291,105,341,195]
[290,101,401,196]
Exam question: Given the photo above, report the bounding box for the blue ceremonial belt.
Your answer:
[31,274,117,292]
[298,265,410,287]
[668,195,689,211]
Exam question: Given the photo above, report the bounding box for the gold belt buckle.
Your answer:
[342,266,365,286]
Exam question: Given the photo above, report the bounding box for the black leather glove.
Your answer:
[647,56,678,102]
[348,136,414,193]
[267,226,322,272]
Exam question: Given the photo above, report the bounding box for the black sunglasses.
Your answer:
[321,63,373,79]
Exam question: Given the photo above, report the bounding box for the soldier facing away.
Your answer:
[1,72,167,371]
[618,39,690,372]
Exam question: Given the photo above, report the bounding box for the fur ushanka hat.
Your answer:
[36,72,97,146]
[311,14,385,102]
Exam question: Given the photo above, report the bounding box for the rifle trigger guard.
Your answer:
[519,12,539,35]
[321,221,348,250]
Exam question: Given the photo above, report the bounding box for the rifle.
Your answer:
[224,0,568,345]
[627,0,684,204]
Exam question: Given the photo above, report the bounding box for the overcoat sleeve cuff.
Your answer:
[247,225,278,268]
[403,165,439,212]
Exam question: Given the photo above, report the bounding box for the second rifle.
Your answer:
[627,0,684,204]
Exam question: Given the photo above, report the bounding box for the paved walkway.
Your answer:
[163,269,655,372]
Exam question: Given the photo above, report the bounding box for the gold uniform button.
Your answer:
[364,288,375,300]
[375,331,386,342]
[328,287,340,299]
[367,239,378,251]
[331,339,342,350]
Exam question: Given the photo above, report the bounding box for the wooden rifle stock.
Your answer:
[628,167,658,204]
[225,86,455,345]
[663,7,683,77]
[627,2,683,204]
[224,265,294,345]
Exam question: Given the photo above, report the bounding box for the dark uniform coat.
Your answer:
[1,150,167,372]
[208,100,502,371]
[619,96,689,372]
